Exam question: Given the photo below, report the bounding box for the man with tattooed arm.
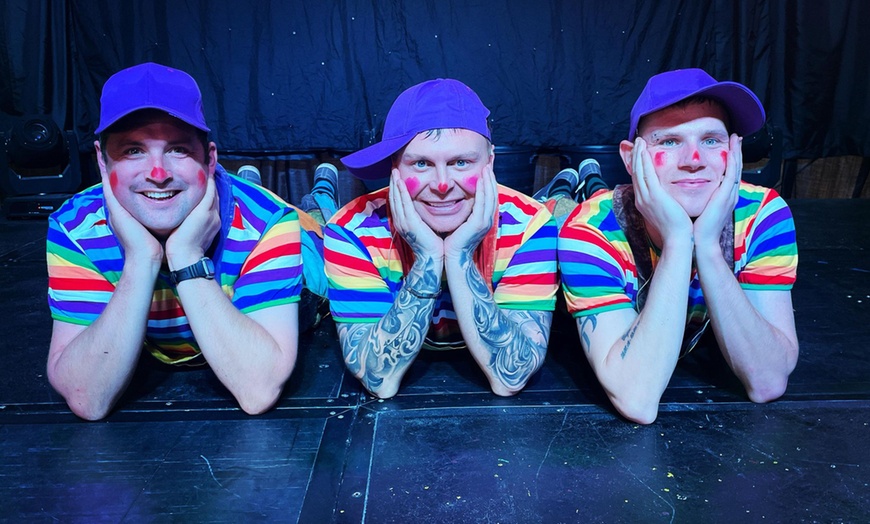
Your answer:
[325,79,559,398]
[558,69,799,424]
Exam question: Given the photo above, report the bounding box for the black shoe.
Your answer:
[532,168,580,202]
[576,158,609,202]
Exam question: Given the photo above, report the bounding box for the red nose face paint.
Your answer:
[692,150,700,162]
[109,171,119,190]
[437,182,448,193]
[654,151,665,167]
[151,166,168,180]
[404,176,420,194]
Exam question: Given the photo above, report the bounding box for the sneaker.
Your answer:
[237,165,262,186]
[576,158,609,201]
[310,163,340,221]
[532,168,580,202]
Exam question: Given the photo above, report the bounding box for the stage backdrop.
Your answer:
[2,0,869,161]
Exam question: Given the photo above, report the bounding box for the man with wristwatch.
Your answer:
[46,63,303,420]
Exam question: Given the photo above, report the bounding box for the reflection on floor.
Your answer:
[1,199,868,522]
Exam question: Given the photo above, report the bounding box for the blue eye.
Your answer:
[661,139,677,147]
[414,160,427,169]
[456,159,467,167]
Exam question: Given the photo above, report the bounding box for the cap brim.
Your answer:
[341,131,417,180]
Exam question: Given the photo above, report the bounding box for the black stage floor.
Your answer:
[1,199,868,522]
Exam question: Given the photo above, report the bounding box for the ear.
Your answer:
[618,140,635,176]
[207,142,218,175]
[94,140,109,176]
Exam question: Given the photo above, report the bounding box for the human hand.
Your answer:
[165,174,220,270]
[630,138,693,246]
[102,171,163,265]
[389,170,444,263]
[444,163,497,260]
[693,134,742,253]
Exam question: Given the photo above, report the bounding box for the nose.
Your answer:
[145,156,171,183]
[432,165,452,194]
[679,144,704,170]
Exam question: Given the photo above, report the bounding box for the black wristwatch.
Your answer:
[170,257,215,286]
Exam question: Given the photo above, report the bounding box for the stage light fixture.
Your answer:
[0,115,81,218]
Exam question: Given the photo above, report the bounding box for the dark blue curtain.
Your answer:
[2,0,869,160]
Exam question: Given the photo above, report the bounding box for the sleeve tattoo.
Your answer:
[336,256,439,393]
[461,251,551,390]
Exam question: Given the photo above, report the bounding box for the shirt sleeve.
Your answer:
[46,214,118,326]
[558,204,635,318]
[324,222,397,323]
[735,188,798,290]
[492,208,559,311]
[231,208,304,313]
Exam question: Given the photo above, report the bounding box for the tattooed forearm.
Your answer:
[458,250,551,391]
[336,255,440,396]
[619,322,639,359]
[578,315,598,353]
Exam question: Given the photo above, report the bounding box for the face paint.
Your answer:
[437,182,448,193]
[461,174,479,192]
[720,151,728,164]
[109,171,119,190]
[404,176,420,194]
[197,169,206,186]
[692,150,700,162]
[654,151,666,167]
[150,166,168,181]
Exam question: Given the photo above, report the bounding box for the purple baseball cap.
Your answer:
[628,68,765,140]
[95,62,210,134]
[342,78,491,180]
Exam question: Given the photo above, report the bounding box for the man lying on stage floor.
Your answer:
[558,68,799,424]
[326,79,559,398]
[45,62,320,420]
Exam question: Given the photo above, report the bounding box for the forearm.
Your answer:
[445,252,550,396]
[176,279,296,414]
[47,261,158,420]
[337,256,440,398]
[695,244,798,401]
[592,243,694,423]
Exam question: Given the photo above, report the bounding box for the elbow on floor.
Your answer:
[746,378,789,404]
[612,397,660,425]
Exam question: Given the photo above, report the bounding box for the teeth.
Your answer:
[143,191,177,200]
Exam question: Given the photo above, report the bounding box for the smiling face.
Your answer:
[634,100,731,218]
[392,128,493,234]
[96,111,216,240]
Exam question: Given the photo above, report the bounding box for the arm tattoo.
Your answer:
[620,322,639,359]
[459,250,551,390]
[337,255,439,394]
[578,315,598,353]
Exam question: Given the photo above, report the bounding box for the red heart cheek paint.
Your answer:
[197,169,206,186]
[462,174,479,192]
[654,151,665,167]
[404,176,420,194]
[109,171,119,190]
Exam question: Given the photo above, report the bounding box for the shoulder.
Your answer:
[49,185,109,237]
[328,187,390,233]
[496,185,555,231]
